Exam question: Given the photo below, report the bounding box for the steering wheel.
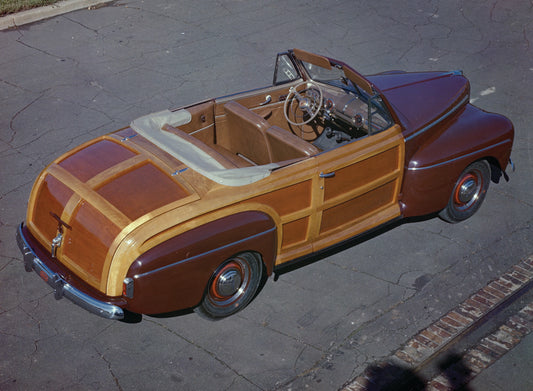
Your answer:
[284,81,323,126]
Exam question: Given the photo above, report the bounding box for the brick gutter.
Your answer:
[426,300,533,390]
[343,255,533,390]
[0,0,112,31]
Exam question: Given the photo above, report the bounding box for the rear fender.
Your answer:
[124,211,277,314]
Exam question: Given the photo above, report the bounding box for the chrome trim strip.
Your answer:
[509,158,516,172]
[407,139,513,171]
[16,223,124,320]
[136,226,277,279]
[441,70,463,77]
[404,95,469,142]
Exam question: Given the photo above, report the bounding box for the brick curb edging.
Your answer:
[0,0,112,31]
[426,300,533,390]
[342,255,533,391]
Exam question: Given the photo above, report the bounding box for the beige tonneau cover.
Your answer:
[130,109,278,186]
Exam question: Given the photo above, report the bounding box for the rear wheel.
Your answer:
[439,160,491,223]
[195,252,263,319]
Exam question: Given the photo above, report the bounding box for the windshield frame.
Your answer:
[284,49,393,134]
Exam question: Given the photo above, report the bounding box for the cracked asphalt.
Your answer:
[1,1,532,390]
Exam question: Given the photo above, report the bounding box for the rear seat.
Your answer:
[161,124,239,169]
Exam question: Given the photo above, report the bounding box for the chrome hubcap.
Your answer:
[209,258,250,306]
[458,178,477,204]
[215,267,242,297]
[454,172,482,210]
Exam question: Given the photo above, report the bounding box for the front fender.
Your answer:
[124,211,277,314]
[401,104,514,217]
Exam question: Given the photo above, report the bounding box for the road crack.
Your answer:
[95,347,123,391]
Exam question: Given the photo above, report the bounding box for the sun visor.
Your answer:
[343,66,375,96]
[292,48,332,70]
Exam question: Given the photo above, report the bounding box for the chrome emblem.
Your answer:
[49,212,71,258]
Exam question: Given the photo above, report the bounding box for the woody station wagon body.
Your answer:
[17,49,514,320]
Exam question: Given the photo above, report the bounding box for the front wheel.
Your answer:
[195,252,263,319]
[439,160,491,223]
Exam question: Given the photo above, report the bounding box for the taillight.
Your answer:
[122,277,134,298]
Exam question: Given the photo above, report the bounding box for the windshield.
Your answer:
[302,61,344,83]
[300,59,393,134]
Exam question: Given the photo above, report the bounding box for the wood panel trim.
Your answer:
[86,154,147,189]
[321,168,401,210]
[313,203,401,252]
[107,134,196,195]
[317,127,403,170]
[46,164,131,229]
[107,134,176,169]
[62,253,101,288]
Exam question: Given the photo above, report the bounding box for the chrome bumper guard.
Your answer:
[16,223,124,320]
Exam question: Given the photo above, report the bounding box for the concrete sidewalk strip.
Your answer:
[343,255,533,391]
[0,0,111,30]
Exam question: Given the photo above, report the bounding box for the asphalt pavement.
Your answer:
[1,1,532,390]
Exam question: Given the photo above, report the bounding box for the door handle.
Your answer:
[259,95,272,106]
[320,171,335,178]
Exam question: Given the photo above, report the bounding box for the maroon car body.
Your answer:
[17,49,514,320]
[366,70,513,217]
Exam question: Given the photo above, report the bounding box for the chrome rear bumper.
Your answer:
[16,223,124,320]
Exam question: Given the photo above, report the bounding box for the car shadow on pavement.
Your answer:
[362,362,426,390]
[358,352,473,390]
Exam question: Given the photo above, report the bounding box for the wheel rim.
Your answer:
[208,257,250,307]
[453,171,483,211]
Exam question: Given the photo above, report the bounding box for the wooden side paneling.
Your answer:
[320,181,397,233]
[249,180,312,217]
[314,125,404,250]
[323,147,400,202]
[281,217,310,248]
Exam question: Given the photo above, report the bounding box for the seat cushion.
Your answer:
[265,126,320,162]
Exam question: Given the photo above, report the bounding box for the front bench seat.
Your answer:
[223,101,273,165]
[265,126,320,162]
[223,101,319,165]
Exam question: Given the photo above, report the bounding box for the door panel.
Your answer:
[244,157,319,265]
[314,125,404,250]
[214,83,298,133]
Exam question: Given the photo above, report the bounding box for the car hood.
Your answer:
[25,134,199,293]
[367,71,470,139]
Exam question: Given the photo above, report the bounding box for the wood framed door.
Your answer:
[313,125,405,251]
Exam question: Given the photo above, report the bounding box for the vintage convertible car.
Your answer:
[17,49,514,320]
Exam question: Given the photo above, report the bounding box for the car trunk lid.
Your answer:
[26,135,198,293]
